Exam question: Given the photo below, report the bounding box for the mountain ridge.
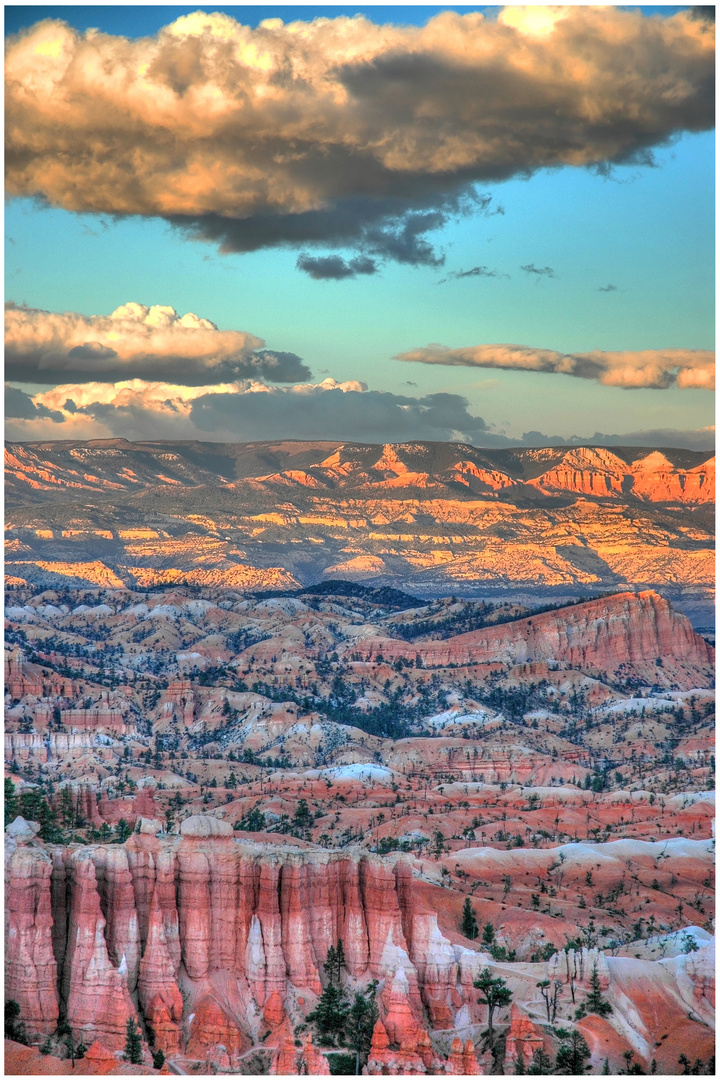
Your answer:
[5,440,714,613]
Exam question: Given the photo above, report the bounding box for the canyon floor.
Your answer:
[4,574,715,1076]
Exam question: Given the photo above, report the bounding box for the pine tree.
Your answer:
[115,818,133,843]
[325,944,338,984]
[5,1000,28,1045]
[482,922,495,947]
[152,1049,166,1069]
[306,982,349,1046]
[473,967,512,1047]
[527,1047,554,1075]
[515,1051,526,1075]
[556,1031,592,1074]
[585,963,612,1017]
[336,939,346,972]
[347,981,379,1067]
[461,898,479,940]
[124,1017,143,1064]
[5,777,18,822]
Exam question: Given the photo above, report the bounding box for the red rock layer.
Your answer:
[5,840,59,1036]
[351,591,714,681]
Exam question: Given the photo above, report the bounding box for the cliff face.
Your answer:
[352,591,714,685]
[5,820,716,1073]
[9,824,486,1060]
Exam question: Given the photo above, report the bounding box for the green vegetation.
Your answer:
[473,968,512,1048]
[123,1017,144,1064]
[5,1000,28,1045]
[461,897,479,940]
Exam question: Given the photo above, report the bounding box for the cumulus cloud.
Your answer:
[395,343,715,390]
[6,378,713,453]
[5,301,310,384]
[5,378,493,444]
[5,7,714,266]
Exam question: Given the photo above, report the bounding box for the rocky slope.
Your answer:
[5,817,715,1075]
[5,441,715,613]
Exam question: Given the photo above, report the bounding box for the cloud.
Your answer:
[296,253,378,280]
[598,284,618,293]
[6,378,713,453]
[395,343,715,390]
[5,383,64,422]
[5,8,713,266]
[520,264,555,279]
[568,427,715,452]
[439,265,505,284]
[4,301,310,384]
[5,377,493,444]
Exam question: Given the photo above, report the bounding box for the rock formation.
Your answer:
[351,591,714,684]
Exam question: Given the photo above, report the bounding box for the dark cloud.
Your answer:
[188,387,490,443]
[520,264,555,279]
[439,265,505,284]
[6,379,714,454]
[5,384,64,422]
[296,254,378,280]
[6,8,713,269]
[521,427,715,453]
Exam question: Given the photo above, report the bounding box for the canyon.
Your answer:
[4,570,715,1074]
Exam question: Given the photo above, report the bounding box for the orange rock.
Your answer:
[263,990,286,1029]
[504,1003,544,1070]
[185,995,249,1062]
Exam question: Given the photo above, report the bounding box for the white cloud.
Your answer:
[4,301,310,384]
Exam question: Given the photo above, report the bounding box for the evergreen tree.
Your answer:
[325,945,339,985]
[602,1059,611,1075]
[585,963,612,1017]
[556,1031,592,1074]
[324,940,347,985]
[5,1000,28,1045]
[152,1048,166,1069]
[40,1038,54,1056]
[115,818,133,843]
[461,898,479,940]
[515,1051,526,1075]
[5,777,18,822]
[473,967,512,1048]
[482,922,496,947]
[347,981,379,1067]
[527,1047,554,1075]
[306,982,349,1046]
[76,1041,87,1060]
[123,1017,143,1064]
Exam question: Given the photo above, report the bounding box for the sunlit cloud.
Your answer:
[5,301,310,384]
[395,343,715,390]
[6,7,713,268]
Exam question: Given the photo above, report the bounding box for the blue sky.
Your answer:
[4,5,714,447]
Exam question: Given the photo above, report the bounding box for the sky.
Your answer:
[4,4,715,450]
